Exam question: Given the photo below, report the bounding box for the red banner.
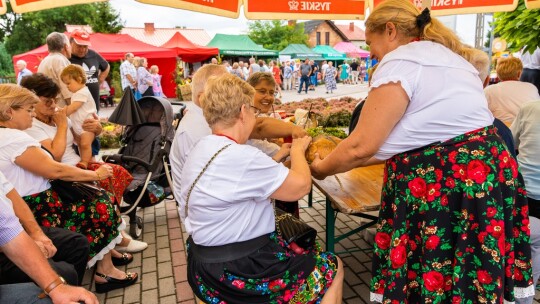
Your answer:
[371,0,518,15]
[245,0,366,20]
[11,0,106,13]
[525,0,540,9]
[136,0,241,18]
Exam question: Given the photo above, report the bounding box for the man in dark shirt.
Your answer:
[68,29,110,112]
[297,58,312,94]
[350,59,359,85]
[308,60,318,91]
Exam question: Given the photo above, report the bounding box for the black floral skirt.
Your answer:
[370,126,534,303]
[187,233,338,304]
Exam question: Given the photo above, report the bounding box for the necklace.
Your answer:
[35,116,55,127]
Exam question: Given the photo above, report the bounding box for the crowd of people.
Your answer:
[4,1,540,303]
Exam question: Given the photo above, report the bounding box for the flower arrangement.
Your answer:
[174,61,192,101]
[274,97,359,128]
[99,121,123,149]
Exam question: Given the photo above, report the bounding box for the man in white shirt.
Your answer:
[170,64,307,212]
[520,47,540,94]
[16,60,32,85]
[485,57,540,124]
[37,32,72,107]
[120,53,137,92]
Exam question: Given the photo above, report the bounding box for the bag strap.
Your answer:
[183,144,231,219]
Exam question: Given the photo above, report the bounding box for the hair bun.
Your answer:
[416,7,432,30]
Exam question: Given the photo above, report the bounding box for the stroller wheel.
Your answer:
[130,216,143,239]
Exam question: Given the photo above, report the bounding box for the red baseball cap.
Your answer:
[71,29,91,46]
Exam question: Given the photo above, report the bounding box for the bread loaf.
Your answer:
[305,135,342,163]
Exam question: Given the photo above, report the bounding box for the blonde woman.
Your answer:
[135,57,153,97]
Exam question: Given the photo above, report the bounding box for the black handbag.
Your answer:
[275,207,317,250]
[50,180,104,202]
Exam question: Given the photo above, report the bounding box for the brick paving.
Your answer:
[88,187,540,303]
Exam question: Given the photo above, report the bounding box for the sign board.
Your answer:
[245,0,366,20]
[370,0,518,16]
[525,0,540,9]
[137,0,241,18]
[10,0,106,13]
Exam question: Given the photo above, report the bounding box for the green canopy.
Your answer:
[207,34,278,57]
[312,45,347,60]
[279,44,323,60]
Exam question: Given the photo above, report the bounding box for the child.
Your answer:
[149,65,165,97]
[60,64,97,169]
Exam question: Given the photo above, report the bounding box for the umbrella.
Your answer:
[370,0,520,15]
[9,0,105,13]
[136,0,366,20]
[108,88,146,126]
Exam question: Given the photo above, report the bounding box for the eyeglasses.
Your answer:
[39,96,58,106]
[255,89,275,97]
[249,104,261,116]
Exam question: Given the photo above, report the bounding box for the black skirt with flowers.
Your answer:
[370,125,533,303]
[187,233,338,304]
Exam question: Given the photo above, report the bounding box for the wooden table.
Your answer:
[311,164,384,253]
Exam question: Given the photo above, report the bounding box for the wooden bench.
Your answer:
[311,164,384,253]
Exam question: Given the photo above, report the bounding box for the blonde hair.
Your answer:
[467,49,490,83]
[133,57,144,68]
[247,71,276,88]
[201,73,255,128]
[0,84,39,121]
[60,64,86,84]
[496,57,522,81]
[365,0,470,61]
[191,64,228,105]
[149,65,159,74]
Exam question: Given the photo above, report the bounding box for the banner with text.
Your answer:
[245,0,366,20]
[370,0,518,16]
[10,0,106,13]
[137,0,241,18]
[525,0,540,9]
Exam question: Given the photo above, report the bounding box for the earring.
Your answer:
[8,116,12,121]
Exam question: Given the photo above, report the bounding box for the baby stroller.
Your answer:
[104,95,185,238]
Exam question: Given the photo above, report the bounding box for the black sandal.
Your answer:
[111,252,133,266]
[94,271,138,294]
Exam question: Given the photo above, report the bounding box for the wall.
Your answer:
[307,22,345,48]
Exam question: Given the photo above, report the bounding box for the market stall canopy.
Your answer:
[279,44,323,60]
[526,0,540,9]
[370,0,519,15]
[160,32,219,63]
[207,34,278,56]
[312,45,347,60]
[136,0,366,20]
[333,42,370,58]
[9,0,105,13]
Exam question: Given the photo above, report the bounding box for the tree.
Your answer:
[1,2,123,55]
[248,20,308,51]
[494,0,540,54]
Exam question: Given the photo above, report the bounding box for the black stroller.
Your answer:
[104,95,185,238]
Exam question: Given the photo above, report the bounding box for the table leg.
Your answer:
[325,196,335,253]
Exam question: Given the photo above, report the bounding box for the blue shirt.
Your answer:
[17,69,32,85]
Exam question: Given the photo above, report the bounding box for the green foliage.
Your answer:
[0,43,14,76]
[494,0,540,53]
[307,127,348,139]
[248,20,308,51]
[1,2,123,56]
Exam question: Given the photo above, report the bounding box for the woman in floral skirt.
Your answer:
[310,0,533,302]
[180,73,343,303]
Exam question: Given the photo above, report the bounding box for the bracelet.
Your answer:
[96,171,101,180]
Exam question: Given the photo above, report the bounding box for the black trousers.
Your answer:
[0,227,89,286]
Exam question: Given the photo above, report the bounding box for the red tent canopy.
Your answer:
[160,32,218,63]
[13,33,178,97]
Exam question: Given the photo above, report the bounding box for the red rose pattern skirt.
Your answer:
[188,233,338,304]
[370,125,534,303]
[23,188,122,267]
[88,162,133,205]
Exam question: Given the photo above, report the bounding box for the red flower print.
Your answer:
[521,205,529,218]
[498,151,512,169]
[426,183,441,202]
[408,177,427,198]
[42,219,51,227]
[231,279,245,289]
[466,160,490,184]
[375,232,391,250]
[435,169,443,181]
[96,203,108,215]
[390,245,407,269]
[268,279,286,291]
[486,207,497,217]
[77,205,85,214]
[452,164,467,181]
[407,270,417,280]
[490,146,498,158]
[425,235,440,250]
[87,235,94,243]
[449,151,458,163]
[452,296,461,304]
[445,177,455,189]
[477,270,492,284]
[283,290,293,301]
[478,231,488,243]
[515,269,524,281]
[440,194,448,206]
[487,219,504,238]
[423,271,444,292]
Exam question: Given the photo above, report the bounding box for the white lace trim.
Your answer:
[370,292,383,303]
[513,285,535,299]
[86,220,126,268]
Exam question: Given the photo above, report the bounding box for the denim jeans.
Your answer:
[0,283,52,303]
[298,75,309,93]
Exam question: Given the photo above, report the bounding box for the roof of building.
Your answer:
[335,24,366,41]
[120,27,212,47]
[300,20,349,42]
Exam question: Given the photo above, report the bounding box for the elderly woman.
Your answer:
[181,73,343,304]
[310,0,532,303]
[20,73,147,255]
[0,84,138,293]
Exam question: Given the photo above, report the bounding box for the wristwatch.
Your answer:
[38,276,66,298]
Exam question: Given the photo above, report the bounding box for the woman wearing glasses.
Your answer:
[181,73,343,304]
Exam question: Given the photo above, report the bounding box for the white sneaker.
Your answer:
[116,239,148,253]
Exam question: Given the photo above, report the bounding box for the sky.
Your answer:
[109,0,488,47]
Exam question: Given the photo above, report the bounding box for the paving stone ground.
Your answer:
[86,187,540,303]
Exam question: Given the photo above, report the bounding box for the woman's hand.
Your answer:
[95,165,113,180]
[52,107,68,129]
[291,126,308,139]
[309,153,328,180]
[273,143,291,163]
[291,135,312,153]
[30,232,57,258]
